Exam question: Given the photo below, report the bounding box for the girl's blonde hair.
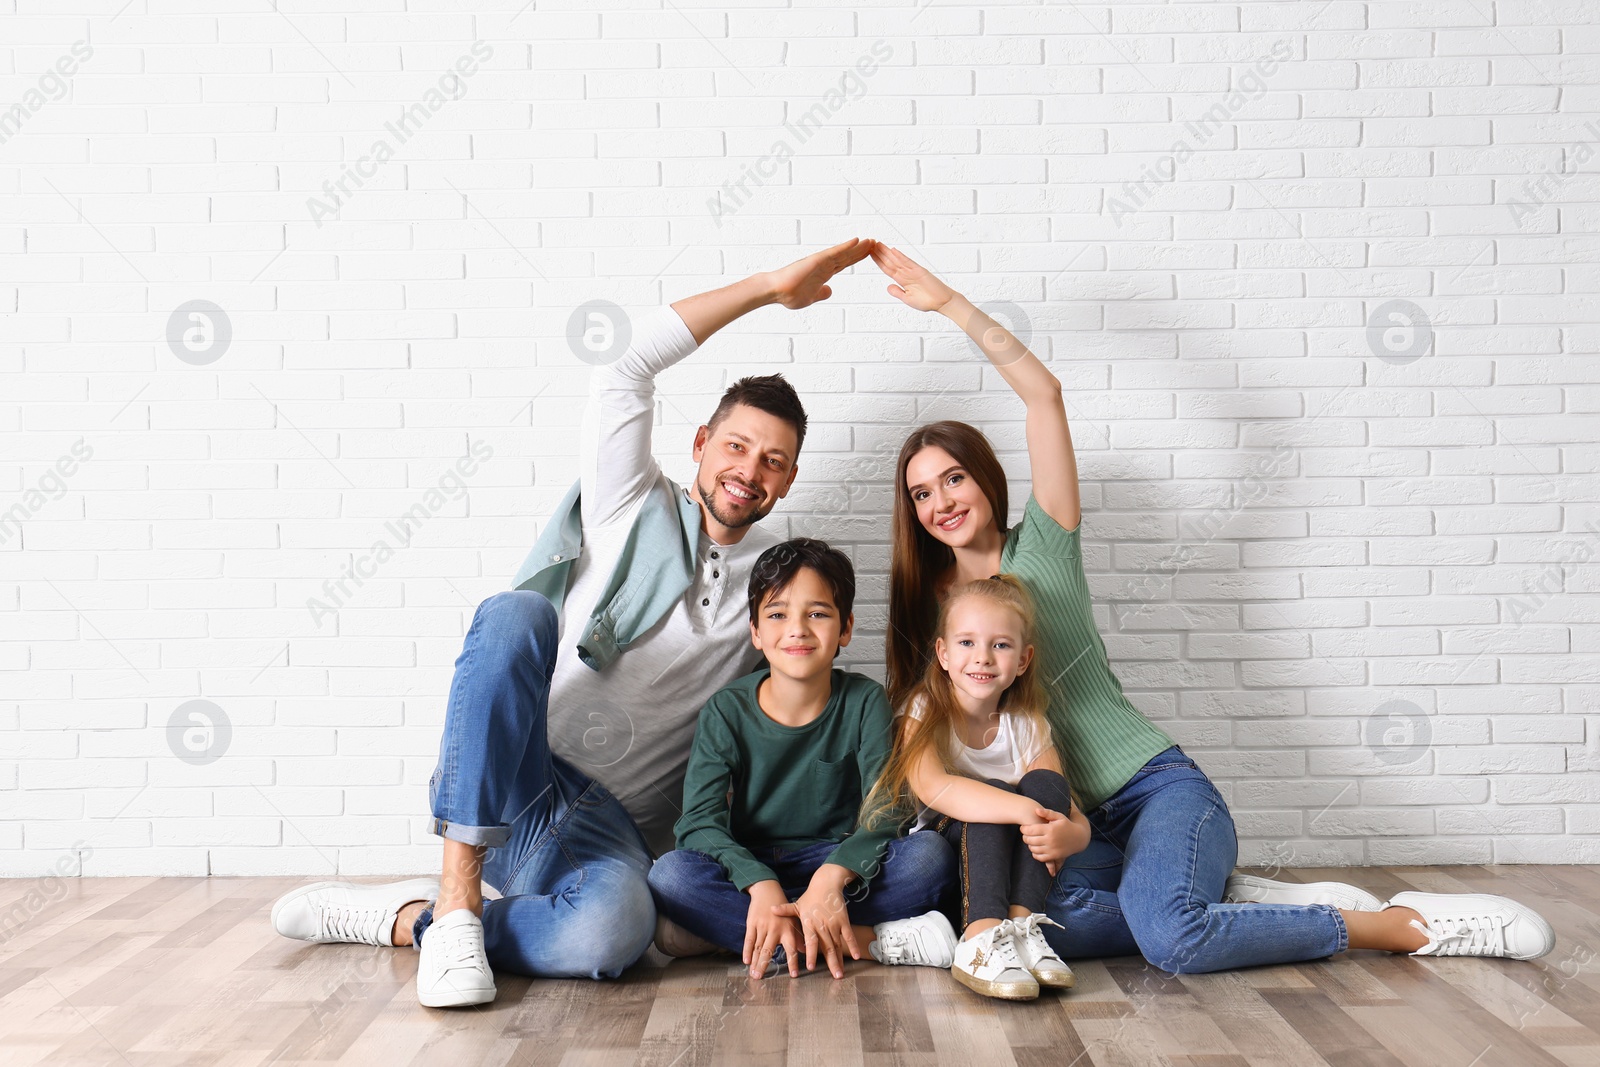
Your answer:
[862,574,1051,829]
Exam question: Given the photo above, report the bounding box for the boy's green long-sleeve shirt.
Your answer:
[673,667,896,891]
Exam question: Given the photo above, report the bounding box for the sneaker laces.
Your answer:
[318,902,386,944]
[1016,914,1066,961]
[876,923,928,964]
[1411,914,1508,957]
[875,933,912,964]
[431,916,490,974]
[986,921,1028,970]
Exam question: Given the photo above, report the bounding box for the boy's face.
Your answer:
[749,566,852,683]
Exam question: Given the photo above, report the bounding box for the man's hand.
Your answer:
[768,864,860,978]
[764,238,873,310]
[743,880,800,979]
[1021,806,1089,877]
[671,238,872,343]
[867,242,959,313]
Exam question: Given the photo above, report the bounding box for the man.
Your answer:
[270,239,921,1005]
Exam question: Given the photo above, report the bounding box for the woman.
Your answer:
[869,241,1554,972]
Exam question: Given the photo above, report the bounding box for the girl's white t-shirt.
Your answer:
[896,694,1052,831]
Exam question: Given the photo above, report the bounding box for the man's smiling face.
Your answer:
[691,402,799,540]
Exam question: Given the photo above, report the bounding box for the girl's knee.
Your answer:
[1017,768,1072,808]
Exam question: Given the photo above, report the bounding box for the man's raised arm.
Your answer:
[576,238,873,530]
[671,237,872,343]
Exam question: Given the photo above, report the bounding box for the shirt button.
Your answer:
[710,551,719,559]
[713,570,719,578]
[701,598,710,606]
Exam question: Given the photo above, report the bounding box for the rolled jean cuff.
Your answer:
[411,902,435,952]
[427,816,510,849]
[1325,903,1349,955]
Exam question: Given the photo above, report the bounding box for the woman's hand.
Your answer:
[763,237,873,310]
[867,242,959,313]
[743,880,800,979]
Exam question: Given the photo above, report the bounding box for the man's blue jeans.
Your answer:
[416,590,656,979]
[648,834,956,956]
[1043,746,1348,974]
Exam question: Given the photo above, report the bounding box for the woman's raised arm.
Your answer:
[868,241,1082,531]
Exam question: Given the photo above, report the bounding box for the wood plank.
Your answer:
[1179,969,1333,1066]
[0,871,1596,1065]
[1356,954,1573,1067]
[1257,987,1407,1067]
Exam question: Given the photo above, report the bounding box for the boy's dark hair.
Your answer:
[707,374,807,458]
[747,537,855,623]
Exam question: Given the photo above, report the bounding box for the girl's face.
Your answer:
[904,445,996,550]
[935,597,1033,709]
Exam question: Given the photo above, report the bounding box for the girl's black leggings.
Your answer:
[929,768,1072,929]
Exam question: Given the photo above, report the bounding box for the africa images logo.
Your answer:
[305,440,494,625]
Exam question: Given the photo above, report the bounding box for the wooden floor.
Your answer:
[3,866,1600,1066]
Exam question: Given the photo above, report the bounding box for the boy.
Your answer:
[647,538,958,979]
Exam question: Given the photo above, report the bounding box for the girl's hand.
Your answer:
[743,880,800,979]
[867,242,959,313]
[1021,806,1088,874]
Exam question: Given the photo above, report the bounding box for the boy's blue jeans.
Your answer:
[1043,746,1348,974]
[648,834,956,957]
[416,590,656,979]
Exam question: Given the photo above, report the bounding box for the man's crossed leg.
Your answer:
[273,590,656,1005]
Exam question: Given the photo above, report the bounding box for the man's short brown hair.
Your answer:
[707,374,807,458]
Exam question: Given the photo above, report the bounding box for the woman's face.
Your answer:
[904,445,996,550]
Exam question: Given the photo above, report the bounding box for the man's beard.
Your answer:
[696,473,769,531]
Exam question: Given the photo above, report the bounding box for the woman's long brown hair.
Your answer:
[886,421,1011,710]
[862,575,1051,829]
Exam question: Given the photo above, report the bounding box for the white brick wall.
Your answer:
[2,1,1598,877]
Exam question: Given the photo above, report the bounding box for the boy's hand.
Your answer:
[769,864,860,978]
[867,242,959,314]
[743,880,800,979]
[764,238,872,310]
[1021,806,1089,877]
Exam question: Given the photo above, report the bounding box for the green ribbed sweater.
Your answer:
[1001,495,1175,809]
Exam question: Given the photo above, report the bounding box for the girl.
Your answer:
[864,574,1091,1001]
[869,240,1556,975]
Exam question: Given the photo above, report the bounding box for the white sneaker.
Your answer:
[416,908,497,1007]
[1224,873,1384,913]
[1011,913,1075,989]
[951,919,1039,1001]
[1388,891,1556,961]
[869,910,958,968]
[271,878,439,946]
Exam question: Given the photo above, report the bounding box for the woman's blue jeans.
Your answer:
[416,590,656,980]
[648,834,956,956]
[1043,746,1348,974]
